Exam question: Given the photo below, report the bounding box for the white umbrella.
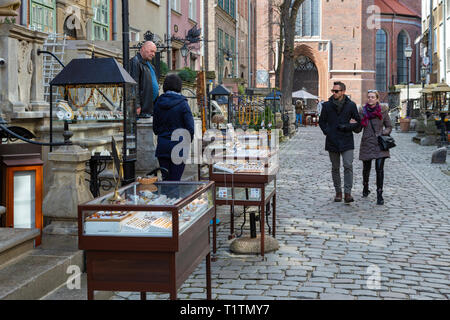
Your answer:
[292,89,318,100]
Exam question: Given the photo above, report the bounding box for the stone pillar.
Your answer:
[43,145,93,235]
[0,24,47,115]
[136,117,158,174]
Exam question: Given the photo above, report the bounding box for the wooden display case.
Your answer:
[208,150,278,257]
[78,181,215,300]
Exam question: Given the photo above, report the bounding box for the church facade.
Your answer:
[255,0,421,107]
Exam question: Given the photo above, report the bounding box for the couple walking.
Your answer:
[319,81,392,205]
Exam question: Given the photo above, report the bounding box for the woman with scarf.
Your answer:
[358,91,392,205]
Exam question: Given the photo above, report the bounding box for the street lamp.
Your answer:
[404,45,413,117]
[180,43,189,66]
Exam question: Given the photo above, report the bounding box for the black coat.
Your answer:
[153,92,195,159]
[129,53,156,115]
[318,95,361,152]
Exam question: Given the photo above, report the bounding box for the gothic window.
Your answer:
[295,0,320,37]
[30,0,56,33]
[397,31,409,84]
[92,0,109,41]
[376,29,388,91]
[294,55,317,71]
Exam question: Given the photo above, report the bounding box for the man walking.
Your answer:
[129,41,159,118]
[318,82,361,203]
[295,100,304,128]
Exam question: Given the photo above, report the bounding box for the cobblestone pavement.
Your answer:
[112,127,450,300]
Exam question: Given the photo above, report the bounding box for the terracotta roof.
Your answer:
[375,0,420,17]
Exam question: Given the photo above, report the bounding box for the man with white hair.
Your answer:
[129,41,159,117]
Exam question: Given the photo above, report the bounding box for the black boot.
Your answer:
[375,158,385,205]
[362,161,371,197]
[377,189,384,205]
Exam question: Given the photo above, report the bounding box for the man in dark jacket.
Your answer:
[129,41,159,117]
[319,81,361,203]
[153,74,194,181]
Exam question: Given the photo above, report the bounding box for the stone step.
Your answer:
[0,234,83,300]
[0,228,40,267]
[42,273,113,300]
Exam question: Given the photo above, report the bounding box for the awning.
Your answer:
[50,58,137,87]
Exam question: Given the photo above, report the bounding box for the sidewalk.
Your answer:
[111,127,450,300]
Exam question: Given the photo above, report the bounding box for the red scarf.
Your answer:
[361,103,382,127]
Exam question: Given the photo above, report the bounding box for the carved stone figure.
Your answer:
[17,40,33,110]
[0,0,20,16]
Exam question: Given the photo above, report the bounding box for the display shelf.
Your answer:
[78,180,215,300]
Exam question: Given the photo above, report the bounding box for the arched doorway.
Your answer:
[293,55,319,109]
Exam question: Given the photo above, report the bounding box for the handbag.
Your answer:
[369,119,396,151]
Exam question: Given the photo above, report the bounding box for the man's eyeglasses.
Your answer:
[331,90,342,93]
[368,90,378,93]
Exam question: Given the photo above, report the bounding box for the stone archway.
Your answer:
[293,55,318,96]
[293,44,328,103]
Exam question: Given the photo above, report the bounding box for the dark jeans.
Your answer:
[158,157,185,181]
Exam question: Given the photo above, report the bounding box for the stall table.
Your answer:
[78,181,215,300]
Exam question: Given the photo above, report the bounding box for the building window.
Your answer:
[295,0,320,37]
[230,36,235,77]
[219,0,235,18]
[171,0,181,13]
[397,31,409,84]
[376,29,388,91]
[30,0,56,33]
[92,0,109,40]
[189,0,197,21]
[218,29,223,82]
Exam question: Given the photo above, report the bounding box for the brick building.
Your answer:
[255,0,421,107]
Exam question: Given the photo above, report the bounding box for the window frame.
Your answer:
[375,29,388,91]
[30,0,56,34]
[92,0,110,41]
[295,0,320,38]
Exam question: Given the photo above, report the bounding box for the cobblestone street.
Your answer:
[113,127,450,300]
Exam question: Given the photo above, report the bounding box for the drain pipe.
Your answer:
[167,0,172,68]
[112,0,118,40]
[20,0,27,26]
[444,0,447,83]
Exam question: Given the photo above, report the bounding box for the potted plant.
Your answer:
[399,116,411,132]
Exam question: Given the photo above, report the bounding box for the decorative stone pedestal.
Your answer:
[136,117,158,175]
[43,145,93,235]
[230,235,279,255]
[431,147,447,164]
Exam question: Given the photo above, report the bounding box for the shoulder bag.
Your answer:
[369,119,396,151]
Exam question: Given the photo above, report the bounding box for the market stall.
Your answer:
[78,180,215,300]
[206,126,279,256]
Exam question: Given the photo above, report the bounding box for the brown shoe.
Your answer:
[334,192,343,202]
[344,193,354,203]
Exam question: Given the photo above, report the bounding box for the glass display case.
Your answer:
[80,181,213,238]
[79,181,214,238]
[78,181,215,300]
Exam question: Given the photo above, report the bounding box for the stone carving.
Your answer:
[0,0,20,16]
[17,40,33,110]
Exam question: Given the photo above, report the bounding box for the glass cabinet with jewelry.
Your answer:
[79,181,214,239]
[78,180,215,300]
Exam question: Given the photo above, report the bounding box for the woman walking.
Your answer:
[358,91,392,205]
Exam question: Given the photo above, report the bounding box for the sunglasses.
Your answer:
[368,90,378,93]
[331,90,342,93]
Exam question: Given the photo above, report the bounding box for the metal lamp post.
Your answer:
[180,43,189,66]
[404,45,413,117]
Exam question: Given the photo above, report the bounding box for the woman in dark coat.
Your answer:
[153,74,194,181]
[358,91,392,205]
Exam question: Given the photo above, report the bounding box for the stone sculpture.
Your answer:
[0,0,20,16]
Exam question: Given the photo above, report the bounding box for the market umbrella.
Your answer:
[292,89,318,100]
